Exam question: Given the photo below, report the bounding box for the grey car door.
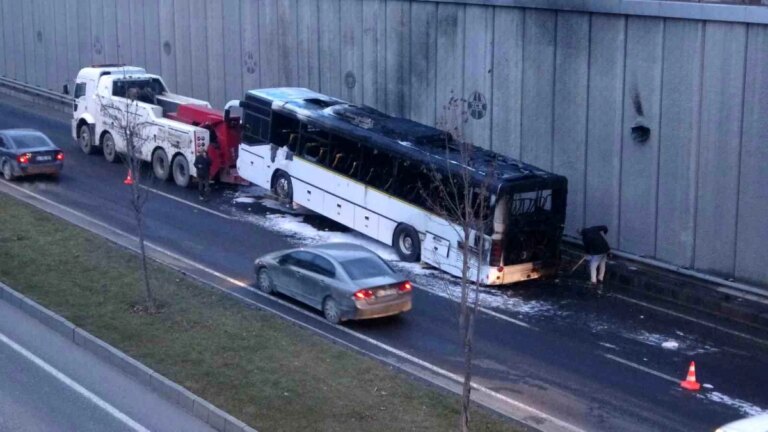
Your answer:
[306,254,336,307]
[278,251,316,304]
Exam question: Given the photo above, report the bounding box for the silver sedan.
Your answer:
[254,243,413,323]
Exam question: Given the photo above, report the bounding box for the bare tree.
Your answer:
[98,92,157,312]
[421,95,495,431]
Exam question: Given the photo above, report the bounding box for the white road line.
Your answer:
[0,331,150,432]
[611,293,768,347]
[602,353,679,384]
[138,185,236,220]
[143,183,535,330]
[0,181,583,432]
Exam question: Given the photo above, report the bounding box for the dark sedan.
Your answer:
[255,243,413,323]
[0,129,64,180]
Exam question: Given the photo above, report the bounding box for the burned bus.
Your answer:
[229,88,567,285]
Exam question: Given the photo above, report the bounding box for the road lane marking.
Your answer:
[0,180,583,432]
[138,185,236,220]
[0,331,150,432]
[602,353,679,384]
[611,293,768,347]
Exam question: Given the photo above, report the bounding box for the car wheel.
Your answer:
[2,161,14,181]
[172,156,191,188]
[78,124,95,155]
[102,132,118,163]
[257,267,274,294]
[271,171,293,203]
[152,148,171,181]
[393,224,420,262]
[323,297,342,324]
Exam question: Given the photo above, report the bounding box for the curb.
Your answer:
[561,246,768,331]
[0,281,256,432]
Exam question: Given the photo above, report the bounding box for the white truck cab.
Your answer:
[70,64,211,187]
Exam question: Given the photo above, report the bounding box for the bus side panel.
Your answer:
[237,144,270,189]
[293,178,324,213]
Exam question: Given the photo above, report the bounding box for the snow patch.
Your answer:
[661,341,679,350]
[233,197,257,204]
[702,392,765,417]
[622,330,717,355]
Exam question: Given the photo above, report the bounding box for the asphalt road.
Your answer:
[0,298,213,432]
[1,96,766,431]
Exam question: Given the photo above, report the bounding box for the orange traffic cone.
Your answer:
[680,361,701,391]
[123,169,134,185]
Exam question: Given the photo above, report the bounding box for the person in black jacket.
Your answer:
[194,147,212,201]
[579,225,610,285]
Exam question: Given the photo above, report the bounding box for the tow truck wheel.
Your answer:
[102,132,118,163]
[78,124,94,155]
[172,156,191,188]
[152,149,171,181]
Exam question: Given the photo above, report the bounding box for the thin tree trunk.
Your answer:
[132,170,154,311]
[459,230,473,432]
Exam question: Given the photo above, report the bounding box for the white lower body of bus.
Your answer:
[237,143,554,285]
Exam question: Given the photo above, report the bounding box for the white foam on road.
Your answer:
[702,392,766,417]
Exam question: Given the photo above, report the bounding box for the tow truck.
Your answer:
[68,65,243,187]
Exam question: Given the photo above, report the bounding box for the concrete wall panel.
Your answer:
[76,0,93,74]
[553,12,590,235]
[521,9,556,170]
[102,0,118,62]
[318,0,341,98]
[409,2,437,126]
[205,0,225,108]
[362,0,386,108]
[64,0,81,81]
[0,0,11,78]
[173,0,192,95]
[158,0,176,91]
[694,22,747,276]
[277,0,299,87]
[385,1,411,117]
[0,0,5,75]
[28,0,43,87]
[258,0,278,88]
[189,0,209,101]
[44,0,60,91]
[584,14,624,245]
[462,5,493,148]
[340,0,364,103]
[490,7,524,158]
[435,3,464,133]
[115,0,132,65]
[656,19,703,267]
[143,0,162,75]
[296,0,319,91]
[129,0,147,68]
[240,0,260,91]
[221,0,242,100]
[619,16,663,255]
[736,25,768,286]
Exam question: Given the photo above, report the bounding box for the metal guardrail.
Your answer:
[0,76,74,106]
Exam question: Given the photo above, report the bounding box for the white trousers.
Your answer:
[588,254,607,283]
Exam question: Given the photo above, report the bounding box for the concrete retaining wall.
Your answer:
[0,0,766,289]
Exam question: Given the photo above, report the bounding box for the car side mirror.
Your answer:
[63,84,70,95]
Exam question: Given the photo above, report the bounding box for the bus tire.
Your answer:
[78,123,95,155]
[271,171,293,204]
[393,224,420,262]
[152,148,171,181]
[172,155,191,188]
[101,132,118,163]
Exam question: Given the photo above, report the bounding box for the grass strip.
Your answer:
[0,193,517,432]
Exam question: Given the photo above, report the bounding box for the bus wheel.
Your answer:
[102,132,118,163]
[152,148,171,181]
[272,171,293,204]
[78,124,95,155]
[172,156,191,188]
[393,224,420,262]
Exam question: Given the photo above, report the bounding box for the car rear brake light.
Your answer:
[398,281,412,293]
[17,153,31,164]
[55,151,64,161]
[353,289,374,300]
[489,239,502,266]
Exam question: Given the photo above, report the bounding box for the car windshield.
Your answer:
[11,134,52,149]
[340,256,396,281]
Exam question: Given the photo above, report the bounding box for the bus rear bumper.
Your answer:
[486,261,559,286]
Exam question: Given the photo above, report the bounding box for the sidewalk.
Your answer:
[561,245,768,331]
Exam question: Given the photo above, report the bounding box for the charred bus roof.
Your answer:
[246,88,566,190]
